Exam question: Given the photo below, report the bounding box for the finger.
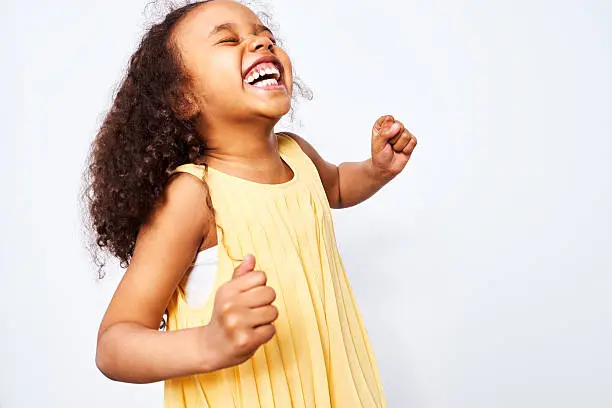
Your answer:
[388,120,405,142]
[248,305,279,327]
[240,285,276,308]
[372,116,396,147]
[388,121,405,145]
[232,254,256,279]
[379,121,402,142]
[402,136,417,155]
[373,120,402,154]
[232,270,268,292]
[375,143,394,163]
[373,115,394,133]
[251,323,276,345]
[392,130,412,152]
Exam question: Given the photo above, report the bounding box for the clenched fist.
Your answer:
[371,115,417,178]
[203,254,278,370]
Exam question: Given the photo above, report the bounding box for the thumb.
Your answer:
[376,143,394,162]
[232,254,256,279]
[372,115,394,135]
[372,117,399,154]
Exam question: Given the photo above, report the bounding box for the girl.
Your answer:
[86,1,417,407]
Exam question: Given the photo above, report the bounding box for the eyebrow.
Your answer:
[208,22,274,38]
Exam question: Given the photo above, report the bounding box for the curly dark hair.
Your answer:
[83,0,311,276]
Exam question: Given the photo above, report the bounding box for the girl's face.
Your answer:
[173,0,293,123]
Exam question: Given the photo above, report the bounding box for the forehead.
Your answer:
[174,0,262,41]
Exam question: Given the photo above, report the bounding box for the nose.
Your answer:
[247,35,274,53]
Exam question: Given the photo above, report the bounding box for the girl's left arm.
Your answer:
[285,115,417,209]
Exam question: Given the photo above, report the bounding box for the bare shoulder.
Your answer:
[160,171,211,221]
[98,172,215,335]
[144,170,216,249]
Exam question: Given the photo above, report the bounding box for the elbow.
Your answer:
[96,329,125,382]
[95,355,111,380]
[95,341,117,381]
[95,329,151,384]
[330,189,348,209]
[328,177,343,209]
[330,200,344,210]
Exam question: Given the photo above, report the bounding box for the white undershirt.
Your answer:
[183,245,219,308]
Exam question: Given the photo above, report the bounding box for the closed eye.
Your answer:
[218,37,239,45]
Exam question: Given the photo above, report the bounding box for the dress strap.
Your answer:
[170,163,207,183]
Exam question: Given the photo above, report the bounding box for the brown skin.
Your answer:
[177,0,295,185]
[96,0,417,384]
[288,114,417,208]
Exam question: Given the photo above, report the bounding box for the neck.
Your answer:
[196,116,287,177]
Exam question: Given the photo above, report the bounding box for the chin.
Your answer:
[253,98,292,119]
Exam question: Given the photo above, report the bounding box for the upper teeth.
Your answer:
[246,63,281,84]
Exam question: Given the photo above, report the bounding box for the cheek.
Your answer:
[286,71,294,97]
[191,53,241,101]
[278,53,294,96]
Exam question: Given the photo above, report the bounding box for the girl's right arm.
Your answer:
[95,174,278,383]
[96,174,214,383]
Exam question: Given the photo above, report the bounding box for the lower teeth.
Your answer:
[254,78,278,87]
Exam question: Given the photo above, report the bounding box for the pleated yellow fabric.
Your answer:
[164,133,387,408]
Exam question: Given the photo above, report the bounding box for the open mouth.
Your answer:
[243,58,284,89]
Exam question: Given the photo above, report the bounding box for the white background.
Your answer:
[2,0,611,407]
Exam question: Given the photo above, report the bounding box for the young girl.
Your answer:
[86,1,417,407]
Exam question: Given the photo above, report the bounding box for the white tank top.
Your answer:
[183,246,218,308]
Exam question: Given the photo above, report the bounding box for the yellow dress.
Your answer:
[165,133,387,408]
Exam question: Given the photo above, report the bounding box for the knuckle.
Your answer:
[222,311,241,330]
[233,331,252,351]
[263,324,276,341]
[267,287,277,302]
[253,271,267,285]
[270,305,279,320]
[219,299,235,315]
